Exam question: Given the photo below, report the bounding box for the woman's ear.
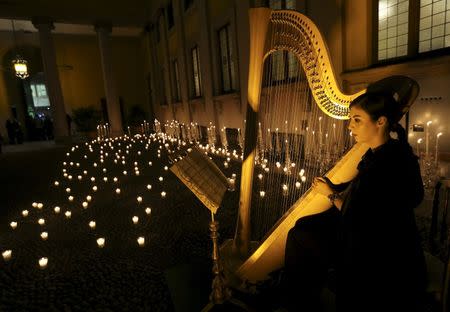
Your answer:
[377,116,388,127]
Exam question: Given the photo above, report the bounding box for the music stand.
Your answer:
[170,146,249,311]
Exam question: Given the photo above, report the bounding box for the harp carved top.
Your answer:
[265,9,365,119]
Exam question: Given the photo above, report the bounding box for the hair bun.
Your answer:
[366,76,419,123]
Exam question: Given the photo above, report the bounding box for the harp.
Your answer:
[223,7,368,285]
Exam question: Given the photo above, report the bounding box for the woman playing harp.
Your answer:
[283,77,426,311]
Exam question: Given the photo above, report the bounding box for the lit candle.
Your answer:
[54,181,59,186]
[82,202,88,209]
[40,232,48,240]
[93,186,98,192]
[86,195,92,202]
[97,238,105,248]
[10,221,17,229]
[435,132,443,165]
[282,184,288,195]
[137,196,143,203]
[426,121,432,156]
[145,207,152,215]
[2,250,12,261]
[416,138,423,156]
[132,216,139,224]
[22,210,29,217]
[260,191,265,198]
[161,191,167,198]
[65,211,72,218]
[295,181,301,189]
[147,184,152,190]
[89,221,96,229]
[137,237,145,246]
[38,218,45,225]
[54,206,60,213]
[39,257,48,269]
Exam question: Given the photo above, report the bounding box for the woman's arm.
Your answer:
[313,177,345,210]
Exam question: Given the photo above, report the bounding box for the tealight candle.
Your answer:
[91,177,95,182]
[159,176,164,182]
[65,211,71,218]
[145,207,151,215]
[10,221,17,229]
[115,188,121,194]
[132,216,139,224]
[54,181,59,186]
[86,195,92,202]
[22,210,29,217]
[2,250,12,261]
[113,177,118,182]
[66,188,71,193]
[78,175,82,180]
[137,237,145,246]
[89,221,96,229]
[38,218,45,225]
[137,196,143,203]
[93,186,98,191]
[103,177,108,182]
[37,203,43,209]
[32,202,38,208]
[97,238,105,248]
[260,191,266,198]
[301,176,306,182]
[123,171,127,175]
[39,257,48,268]
[40,232,48,240]
[164,166,168,171]
[82,202,88,209]
[68,196,74,202]
[295,181,301,189]
[68,175,72,180]
[54,206,60,213]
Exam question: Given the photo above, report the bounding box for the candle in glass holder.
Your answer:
[132,216,139,224]
[40,232,48,240]
[10,221,17,229]
[39,257,48,269]
[137,237,145,246]
[97,238,105,248]
[89,221,96,229]
[2,250,12,261]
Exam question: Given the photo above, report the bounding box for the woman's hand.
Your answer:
[312,177,334,197]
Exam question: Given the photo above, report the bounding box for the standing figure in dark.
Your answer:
[283,76,426,312]
[43,116,54,140]
[5,118,15,144]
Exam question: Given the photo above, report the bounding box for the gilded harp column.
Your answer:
[233,8,272,258]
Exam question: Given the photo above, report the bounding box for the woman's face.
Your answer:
[348,105,383,147]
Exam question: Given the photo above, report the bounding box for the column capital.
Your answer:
[32,17,54,31]
[94,21,112,34]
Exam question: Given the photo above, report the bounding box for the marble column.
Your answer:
[32,17,69,142]
[95,23,123,136]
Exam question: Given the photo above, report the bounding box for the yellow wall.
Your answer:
[0,31,147,139]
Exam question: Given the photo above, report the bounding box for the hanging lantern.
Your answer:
[12,55,29,79]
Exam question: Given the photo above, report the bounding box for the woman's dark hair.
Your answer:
[349,92,407,143]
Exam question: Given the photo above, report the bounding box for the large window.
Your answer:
[418,0,450,52]
[376,0,450,61]
[218,24,237,92]
[191,46,202,97]
[172,59,181,102]
[268,0,296,10]
[266,50,299,84]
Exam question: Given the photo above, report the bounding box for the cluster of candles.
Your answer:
[413,120,444,165]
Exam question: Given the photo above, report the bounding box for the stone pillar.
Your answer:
[95,23,123,136]
[32,17,69,142]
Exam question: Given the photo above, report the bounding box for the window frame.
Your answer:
[191,45,203,98]
[218,23,236,93]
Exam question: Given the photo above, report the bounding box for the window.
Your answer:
[418,0,450,52]
[31,83,49,107]
[265,50,299,84]
[160,68,168,105]
[377,0,409,60]
[172,59,181,102]
[268,0,296,10]
[191,46,202,97]
[376,0,450,62]
[218,24,237,92]
[167,1,175,29]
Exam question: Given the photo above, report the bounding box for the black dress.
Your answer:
[283,139,426,311]
[337,139,426,311]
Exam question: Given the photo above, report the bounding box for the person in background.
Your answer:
[283,76,426,312]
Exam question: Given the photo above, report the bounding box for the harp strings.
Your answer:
[249,18,352,242]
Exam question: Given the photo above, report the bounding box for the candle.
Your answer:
[137,196,143,203]
[295,181,301,189]
[22,210,29,217]
[89,221,96,229]
[435,132,443,165]
[145,207,152,215]
[54,206,60,213]
[39,257,48,269]
[2,250,12,261]
[40,232,48,240]
[82,202,88,209]
[426,121,432,156]
[416,138,423,156]
[65,211,72,218]
[282,184,288,195]
[137,237,145,246]
[97,238,105,248]
[38,218,45,225]
[132,216,139,224]
[260,191,265,198]
[161,191,167,198]
[10,221,17,229]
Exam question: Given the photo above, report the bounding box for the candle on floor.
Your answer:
[137,237,145,246]
[39,257,48,269]
[38,218,45,225]
[89,221,96,229]
[54,206,60,213]
[65,211,71,218]
[145,207,152,215]
[2,250,12,261]
[10,221,17,229]
[22,210,29,217]
[40,232,48,240]
[132,216,139,224]
[97,238,105,248]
